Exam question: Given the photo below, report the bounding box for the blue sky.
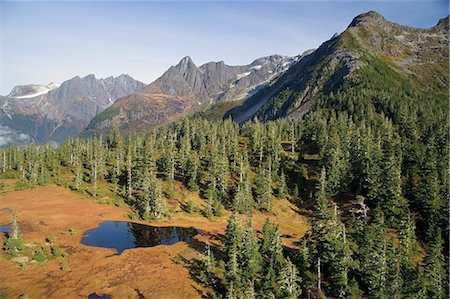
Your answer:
[0,1,448,95]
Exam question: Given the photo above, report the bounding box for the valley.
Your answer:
[0,7,448,299]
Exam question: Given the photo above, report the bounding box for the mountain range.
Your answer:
[2,11,448,143]
[86,53,306,135]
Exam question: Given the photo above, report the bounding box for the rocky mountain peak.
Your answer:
[175,56,197,73]
[117,74,133,79]
[349,10,386,28]
[83,74,98,83]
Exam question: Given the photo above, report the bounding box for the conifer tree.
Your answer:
[279,257,301,299]
[185,153,200,191]
[241,217,262,284]
[140,172,167,220]
[233,173,254,214]
[386,241,404,299]
[277,172,288,199]
[379,132,407,227]
[126,142,133,198]
[422,229,447,299]
[417,144,444,240]
[3,214,24,256]
[224,213,243,295]
[255,161,272,211]
[360,208,388,298]
[260,219,284,297]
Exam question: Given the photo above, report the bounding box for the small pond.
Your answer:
[81,221,201,254]
[88,293,111,299]
[0,224,12,233]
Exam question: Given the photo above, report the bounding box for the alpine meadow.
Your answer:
[0,2,448,299]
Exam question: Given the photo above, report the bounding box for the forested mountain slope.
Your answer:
[1,110,448,298]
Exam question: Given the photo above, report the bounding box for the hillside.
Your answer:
[225,11,449,122]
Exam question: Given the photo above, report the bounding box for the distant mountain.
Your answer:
[0,74,145,143]
[226,11,449,122]
[86,54,307,135]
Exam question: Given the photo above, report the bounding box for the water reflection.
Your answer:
[81,221,201,254]
[88,293,111,299]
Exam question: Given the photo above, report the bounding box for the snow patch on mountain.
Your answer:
[236,72,251,80]
[250,65,262,70]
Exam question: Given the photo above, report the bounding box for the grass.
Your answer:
[86,105,120,130]
[193,100,244,121]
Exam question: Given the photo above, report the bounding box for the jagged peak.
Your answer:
[180,55,192,62]
[176,56,196,68]
[114,74,135,81]
[83,74,97,80]
[198,60,229,73]
[200,60,225,66]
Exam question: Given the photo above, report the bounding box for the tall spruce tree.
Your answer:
[422,229,447,299]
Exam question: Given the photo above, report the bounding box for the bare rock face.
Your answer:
[214,54,309,102]
[143,55,299,103]
[0,74,145,143]
[46,74,145,122]
[144,56,210,100]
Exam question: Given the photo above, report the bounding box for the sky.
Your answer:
[0,0,448,95]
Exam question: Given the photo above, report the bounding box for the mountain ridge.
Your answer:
[86,53,303,135]
[2,11,448,143]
